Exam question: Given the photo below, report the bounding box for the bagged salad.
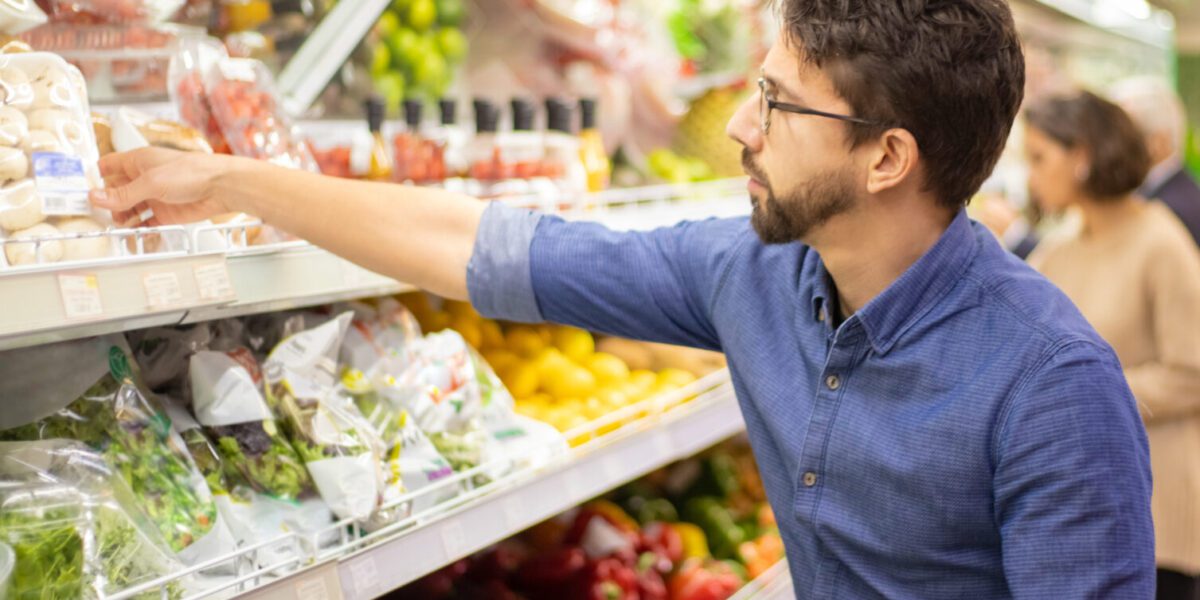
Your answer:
[263,312,383,521]
[0,337,227,567]
[0,439,182,599]
[340,370,457,527]
[189,347,313,501]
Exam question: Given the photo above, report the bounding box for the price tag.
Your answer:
[143,272,183,309]
[193,263,234,301]
[502,496,526,530]
[346,558,380,598]
[295,578,330,600]
[441,520,467,558]
[58,274,102,319]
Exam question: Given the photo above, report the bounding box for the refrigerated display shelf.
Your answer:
[107,370,741,600]
[0,180,748,350]
[730,561,793,600]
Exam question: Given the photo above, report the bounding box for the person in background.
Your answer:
[1110,76,1200,247]
[1025,90,1200,600]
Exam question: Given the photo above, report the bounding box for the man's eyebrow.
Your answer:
[762,70,806,104]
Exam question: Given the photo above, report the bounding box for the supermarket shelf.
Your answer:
[0,227,236,352]
[730,561,793,600]
[1029,0,1174,48]
[182,243,415,324]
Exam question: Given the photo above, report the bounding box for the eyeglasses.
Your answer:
[758,76,885,135]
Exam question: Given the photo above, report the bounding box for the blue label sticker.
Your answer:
[32,152,90,216]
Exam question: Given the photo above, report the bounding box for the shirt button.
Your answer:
[826,374,841,390]
[817,309,826,322]
[803,472,818,487]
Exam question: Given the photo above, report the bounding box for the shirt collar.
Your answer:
[1143,155,1183,199]
[810,210,979,354]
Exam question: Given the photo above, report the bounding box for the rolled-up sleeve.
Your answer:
[466,203,544,324]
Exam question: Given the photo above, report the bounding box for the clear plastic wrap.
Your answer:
[0,0,46,35]
[168,36,230,154]
[263,313,383,520]
[0,342,220,560]
[189,348,313,501]
[205,57,318,171]
[111,106,213,153]
[0,439,183,599]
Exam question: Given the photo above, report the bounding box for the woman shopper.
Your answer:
[1026,90,1200,599]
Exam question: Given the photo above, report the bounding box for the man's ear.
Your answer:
[865,129,920,195]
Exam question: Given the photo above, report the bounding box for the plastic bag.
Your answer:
[341,370,457,528]
[263,312,383,521]
[190,348,313,501]
[0,439,183,599]
[168,36,230,154]
[0,0,46,35]
[0,341,221,562]
[111,106,213,153]
[127,323,213,394]
[205,57,318,171]
[339,299,422,374]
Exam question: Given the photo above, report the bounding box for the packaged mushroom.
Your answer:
[0,52,110,269]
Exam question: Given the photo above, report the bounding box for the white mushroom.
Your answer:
[5,222,63,266]
[0,67,33,110]
[0,179,41,231]
[28,65,79,110]
[0,147,28,182]
[29,109,86,156]
[56,216,111,261]
[25,130,63,154]
[0,106,27,148]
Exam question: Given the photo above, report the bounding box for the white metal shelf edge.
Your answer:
[330,385,744,600]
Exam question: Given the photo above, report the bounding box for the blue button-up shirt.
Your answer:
[467,204,1154,598]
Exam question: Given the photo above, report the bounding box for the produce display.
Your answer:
[37,0,184,24]
[0,440,183,600]
[399,294,717,440]
[169,36,231,154]
[398,439,780,600]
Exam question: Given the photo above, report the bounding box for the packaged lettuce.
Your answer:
[469,347,568,470]
[0,338,221,563]
[341,370,457,527]
[264,313,383,521]
[339,299,422,373]
[190,348,313,501]
[0,440,183,600]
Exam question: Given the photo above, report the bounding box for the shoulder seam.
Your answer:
[707,228,758,318]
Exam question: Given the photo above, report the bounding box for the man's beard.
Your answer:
[744,149,857,244]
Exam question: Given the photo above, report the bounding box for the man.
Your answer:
[1111,76,1200,246]
[94,1,1153,596]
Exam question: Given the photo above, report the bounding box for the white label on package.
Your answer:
[194,263,235,301]
[33,153,91,216]
[143,272,183,309]
[58,274,102,319]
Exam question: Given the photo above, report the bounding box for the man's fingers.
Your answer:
[90,170,161,212]
[97,147,178,182]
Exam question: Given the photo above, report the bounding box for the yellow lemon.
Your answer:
[444,300,478,321]
[583,396,608,419]
[482,350,521,375]
[625,370,658,400]
[586,352,630,385]
[533,348,572,379]
[425,310,452,333]
[657,368,697,388]
[451,316,483,349]
[553,327,595,362]
[543,365,597,400]
[480,319,505,350]
[595,387,631,409]
[505,326,545,358]
[499,363,540,398]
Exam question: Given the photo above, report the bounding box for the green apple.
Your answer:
[436,0,465,26]
[375,11,400,37]
[436,27,467,63]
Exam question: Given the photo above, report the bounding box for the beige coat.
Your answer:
[1030,201,1200,574]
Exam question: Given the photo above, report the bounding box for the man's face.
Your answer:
[727,40,865,244]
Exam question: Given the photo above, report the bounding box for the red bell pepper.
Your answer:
[637,554,670,600]
[668,558,744,600]
[640,522,685,565]
[516,546,588,590]
[586,557,640,600]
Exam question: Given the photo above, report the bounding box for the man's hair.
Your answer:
[779,0,1025,209]
[1024,90,1151,201]
[1108,76,1187,158]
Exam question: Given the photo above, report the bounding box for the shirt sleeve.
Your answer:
[464,202,750,351]
[1123,234,1200,423]
[992,340,1154,598]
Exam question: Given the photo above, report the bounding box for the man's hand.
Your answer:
[90,147,252,227]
